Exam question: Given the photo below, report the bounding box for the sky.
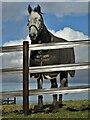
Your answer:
[1,2,89,44]
[0,1,89,85]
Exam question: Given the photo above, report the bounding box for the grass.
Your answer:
[1,100,90,119]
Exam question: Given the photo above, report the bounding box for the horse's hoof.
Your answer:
[34,106,44,112]
[37,107,44,112]
[59,103,63,108]
[52,108,59,113]
[52,105,59,113]
[52,102,59,112]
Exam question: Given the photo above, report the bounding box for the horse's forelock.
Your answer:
[34,4,41,14]
[30,11,41,20]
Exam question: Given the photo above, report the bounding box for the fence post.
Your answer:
[23,41,29,115]
[14,97,16,104]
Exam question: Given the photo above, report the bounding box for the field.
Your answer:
[1,100,90,119]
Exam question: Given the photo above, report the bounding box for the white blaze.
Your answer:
[28,11,42,40]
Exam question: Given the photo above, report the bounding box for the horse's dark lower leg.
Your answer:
[60,72,68,87]
[50,78,59,110]
[37,74,43,111]
[59,72,68,108]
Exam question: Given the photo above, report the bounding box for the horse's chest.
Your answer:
[30,50,58,66]
[35,51,50,62]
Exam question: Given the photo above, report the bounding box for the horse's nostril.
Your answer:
[29,33,36,40]
[31,33,36,37]
[33,33,36,37]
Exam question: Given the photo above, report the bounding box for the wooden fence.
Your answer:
[0,97,16,105]
[0,39,90,115]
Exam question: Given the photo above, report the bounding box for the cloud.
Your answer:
[3,35,30,46]
[49,27,88,41]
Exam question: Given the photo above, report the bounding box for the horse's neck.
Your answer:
[31,25,51,44]
[40,25,51,43]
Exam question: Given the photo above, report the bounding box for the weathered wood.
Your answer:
[0,40,90,53]
[1,85,90,98]
[29,62,90,73]
[23,41,29,115]
[0,45,23,53]
[0,67,22,73]
[29,40,90,51]
[0,62,90,74]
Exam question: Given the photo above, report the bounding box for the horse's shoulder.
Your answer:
[49,31,67,43]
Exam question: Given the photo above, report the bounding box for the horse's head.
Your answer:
[27,5,44,41]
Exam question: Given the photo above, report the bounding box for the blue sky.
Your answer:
[2,2,88,44]
[43,14,88,34]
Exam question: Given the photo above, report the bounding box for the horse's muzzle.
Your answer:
[29,33,37,41]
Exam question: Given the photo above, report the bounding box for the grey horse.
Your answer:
[27,5,75,111]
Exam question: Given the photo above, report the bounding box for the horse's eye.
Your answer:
[39,19,41,22]
[35,17,37,20]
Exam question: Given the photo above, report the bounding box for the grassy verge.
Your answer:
[1,100,90,119]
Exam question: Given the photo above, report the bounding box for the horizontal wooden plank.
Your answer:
[0,62,89,74]
[29,62,90,73]
[29,40,90,51]
[0,45,23,53]
[0,67,23,73]
[0,85,90,98]
[0,40,90,53]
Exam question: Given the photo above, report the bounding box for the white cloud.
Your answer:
[3,35,30,46]
[49,27,88,41]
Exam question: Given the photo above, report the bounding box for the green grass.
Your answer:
[1,100,90,119]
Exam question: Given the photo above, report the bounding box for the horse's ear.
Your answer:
[28,5,32,14]
[34,4,41,13]
[37,5,41,13]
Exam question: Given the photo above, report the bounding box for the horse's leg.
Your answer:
[37,74,43,111]
[50,78,59,111]
[59,71,68,108]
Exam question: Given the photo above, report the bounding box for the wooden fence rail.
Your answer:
[0,97,16,105]
[0,40,90,53]
[0,62,89,74]
[0,85,90,98]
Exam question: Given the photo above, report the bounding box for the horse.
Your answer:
[27,4,75,111]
